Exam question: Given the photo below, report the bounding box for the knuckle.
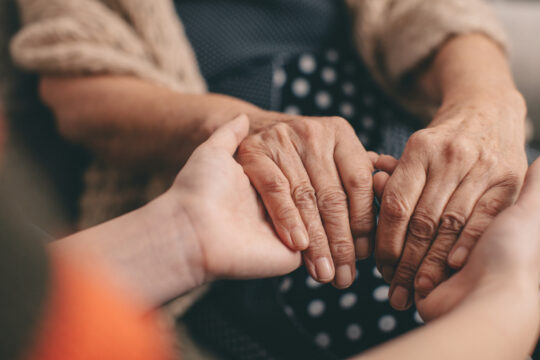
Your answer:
[259,174,289,195]
[306,230,329,250]
[350,212,374,234]
[479,153,499,168]
[317,187,348,213]
[460,224,485,244]
[423,245,450,269]
[376,243,402,265]
[407,129,432,149]
[381,191,410,222]
[439,212,467,235]
[326,116,348,128]
[408,212,438,241]
[292,183,317,210]
[330,241,355,262]
[477,196,509,218]
[393,260,418,285]
[274,205,298,225]
[236,138,261,163]
[442,140,470,162]
[345,173,373,195]
[497,168,523,190]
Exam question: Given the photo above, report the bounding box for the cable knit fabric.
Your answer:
[10,0,507,231]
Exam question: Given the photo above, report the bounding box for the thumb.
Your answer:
[516,159,540,213]
[203,114,250,155]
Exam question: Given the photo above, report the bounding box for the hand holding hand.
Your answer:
[237,112,376,288]
[416,159,540,322]
[168,115,302,283]
[375,95,528,310]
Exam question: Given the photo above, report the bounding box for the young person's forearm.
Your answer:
[40,76,263,168]
[355,279,539,360]
[49,195,204,307]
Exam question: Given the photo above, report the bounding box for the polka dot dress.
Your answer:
[273,48,423,359]
[274,50,383,149]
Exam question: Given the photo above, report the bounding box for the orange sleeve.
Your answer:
[24,255,175,360]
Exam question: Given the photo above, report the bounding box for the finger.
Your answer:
[335,137,375,261]
[375,156,426,283]
[302,145,357,288]
[367,151,380,166]
[414,168,491,297]
[238,152,309,252]
[375,155,399,175]
[270,141,335,283]
[448,182,519,269]
[373,171,390,201]
[389,166,465,310]
[204,114,250,154]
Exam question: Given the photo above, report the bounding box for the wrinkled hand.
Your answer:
[375,97,528,310]
[416,159,540,321]
[238,112,376,288]
[170,115,302,281]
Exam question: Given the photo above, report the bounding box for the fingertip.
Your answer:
[206,114,250,154]
[373,171,390,200]
[448,246,469,269]
[367,151,380,166]
[375,154,399,174]
[290,226,309,250]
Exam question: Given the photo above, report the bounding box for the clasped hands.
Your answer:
[233,101,527,310]
[171,100,530,317]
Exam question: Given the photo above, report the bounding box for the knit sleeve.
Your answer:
[10,0,205,93]
[346,0,508,116]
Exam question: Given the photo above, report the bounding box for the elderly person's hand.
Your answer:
[237,111,376,288]
[416,159,540,322]
[375,35,529,310]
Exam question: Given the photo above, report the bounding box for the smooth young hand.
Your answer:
[168,115,302,284]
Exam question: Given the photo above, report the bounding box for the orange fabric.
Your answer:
[24,256,174,360]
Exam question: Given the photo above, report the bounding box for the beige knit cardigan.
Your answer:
[11,0,507,229]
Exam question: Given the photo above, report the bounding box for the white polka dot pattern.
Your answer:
[373,285,390,302]
[308,299,326,317]
[321,67,337,84]
[279,277,293,293]
[315,332,331,348]
[292,78,310,97]
[346,324,363,341]
[306,275,323,289]
[378,315,397,333]
[339,292,358,309]
[299,54,317,74]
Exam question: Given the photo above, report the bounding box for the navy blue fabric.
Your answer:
[175,0,349,109]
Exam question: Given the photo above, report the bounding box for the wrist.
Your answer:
[146,193,207,294]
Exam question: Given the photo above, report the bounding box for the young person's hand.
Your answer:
[237,112,376,288]
[168,115,302,284]
[415,159,540,322]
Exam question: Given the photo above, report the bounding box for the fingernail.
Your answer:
[382,266,394,282]
[335,265,353,288]
[290,227,309,249]
[416,276,434,293]
[315,258,334,282]
[391,286,410,310]
[449,247,469,268]
[355,237,370,260]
